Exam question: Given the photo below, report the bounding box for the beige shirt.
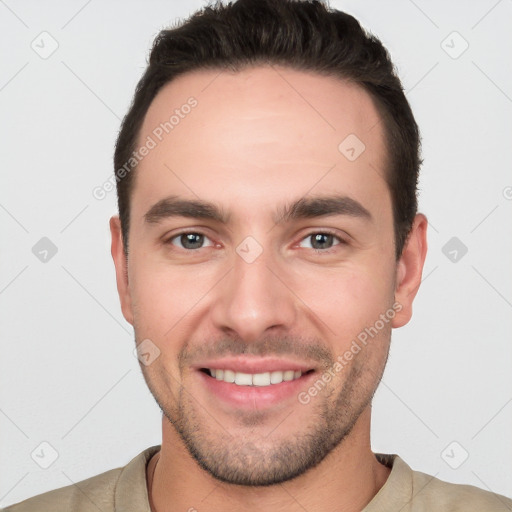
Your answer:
[3,445,511,511]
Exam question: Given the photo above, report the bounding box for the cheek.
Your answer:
[296,263,395,343]
[129,262,180,337]
[129,270,190,382]
[129,258,216,341]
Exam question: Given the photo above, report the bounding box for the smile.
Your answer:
[205,368,305,386]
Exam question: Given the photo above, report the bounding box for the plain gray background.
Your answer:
[1,0,511,507]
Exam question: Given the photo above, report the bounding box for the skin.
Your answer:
[110,66,427,512]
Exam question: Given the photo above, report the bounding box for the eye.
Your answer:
[167,232,214,250]
[299,232,345,251]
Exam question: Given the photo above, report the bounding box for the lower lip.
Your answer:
[197,370,316,409]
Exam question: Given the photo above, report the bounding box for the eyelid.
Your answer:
[297,229,349,247]
[162,228,350,252]
[164,229,216,249]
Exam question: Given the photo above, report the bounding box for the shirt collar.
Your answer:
[113,447,410,511]
[114,444,161,511]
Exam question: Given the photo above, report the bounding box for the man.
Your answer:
[4,0,511,511]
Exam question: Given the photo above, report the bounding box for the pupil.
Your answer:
[312,233,332,249]
[181,233,203,249]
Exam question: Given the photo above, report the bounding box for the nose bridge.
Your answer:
[210,242,296,339]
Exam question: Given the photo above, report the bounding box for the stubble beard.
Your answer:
[142,343,389,487]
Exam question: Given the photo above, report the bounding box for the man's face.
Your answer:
[112,66,419,485]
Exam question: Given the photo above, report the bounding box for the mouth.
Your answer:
[194,358,318,409]
[200,368,314,386]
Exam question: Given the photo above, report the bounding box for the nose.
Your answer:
[210,245,297,342]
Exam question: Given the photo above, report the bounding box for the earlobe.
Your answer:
[110,216,134,326]
[392,213,428,328]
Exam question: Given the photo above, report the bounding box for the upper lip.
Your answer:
[193,356,317,374]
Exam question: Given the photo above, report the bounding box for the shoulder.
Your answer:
[382,454,512,511]
[409,468,512,511]
[1,445,159,512]
[1,467,122,512]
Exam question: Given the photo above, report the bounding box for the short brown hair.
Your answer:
[114,0,421,259]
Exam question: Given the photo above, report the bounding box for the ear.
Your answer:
[110,215,134,326]
[392,213,428,328]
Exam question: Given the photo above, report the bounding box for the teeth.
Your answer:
[223,369,235,383]
[270,371,284,384]
[208,369,303,386]
[252,372,271,386]
[283,370,295,381]
[234,372,253,386]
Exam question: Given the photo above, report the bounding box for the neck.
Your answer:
[148,407,391,512]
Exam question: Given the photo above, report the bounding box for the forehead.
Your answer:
[133,65,389,223]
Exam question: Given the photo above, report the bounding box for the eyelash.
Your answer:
[298,229,348,253]
[164,229,348,252]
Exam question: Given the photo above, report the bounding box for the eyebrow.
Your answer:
[274,195,372,224]
[144,196,230,224]
[143,194,372,226]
